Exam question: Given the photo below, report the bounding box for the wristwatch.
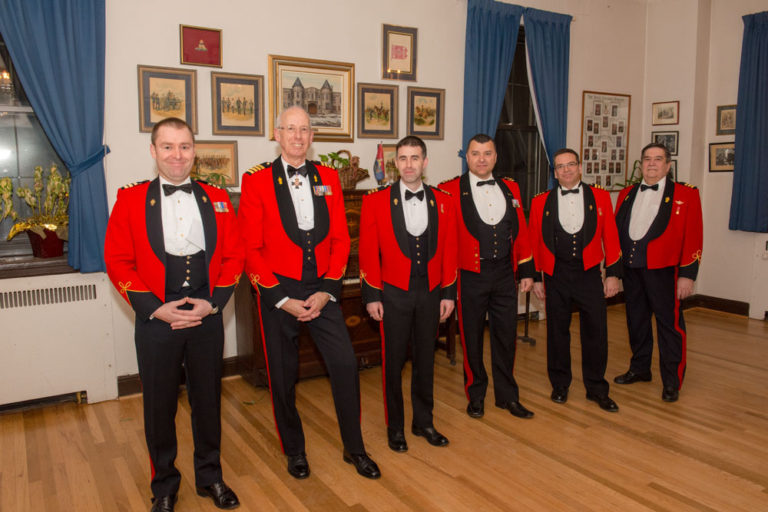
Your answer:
[208,301,220,315]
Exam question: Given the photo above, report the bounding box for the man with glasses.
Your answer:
[528,148,621,412]
[238,106,381,480]
[439,133,536,420]
[613,143,702,402]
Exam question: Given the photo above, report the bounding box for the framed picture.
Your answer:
[357,83,398,139]
[211,72,264,136]
[382,24,418,81]
[137,65,197,133]
[179,25,222,67]
[709,142,735,172]
[406,86,445,140]
[670,160,678,181]
[716,104,736,135]
[652,101,679,125]
[651,130,679,156]
[382,143,399,182]
[580,91,631,189]
[192,140,238,186]
[268,55,354,142]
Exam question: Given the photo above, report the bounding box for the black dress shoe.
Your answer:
[342,450,381,479]
[411,425,450,446]
[586,393,619,412]
[196,481,240,509]
[286,453,310,479]
[497,401,534,419]
[662,386,679,402]
[387,428,408,452]
[466,400,484,418]
[550,387,568,404]
[150,494,176,512]
[614,369,652,384]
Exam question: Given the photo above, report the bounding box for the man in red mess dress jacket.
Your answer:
[439,133,536,421]
[613,142,703,403]
[104,117,243,512]
[359,135,457,453]
[237,106,380,481]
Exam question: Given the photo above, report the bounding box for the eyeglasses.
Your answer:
[278,125,311,135]
[554,161,579,171]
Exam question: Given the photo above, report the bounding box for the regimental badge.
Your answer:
[313,174,318,183]
[394,198,399,205]
[665,197,670,203]
[545,210,550,216]
[512,199,520,208]
[430,199,435,207]
[202,196,208,203]
[214,201,229,213]
[313,185,332,196]
[589,204,594,210]
[278,176,283,185]
[150,199,156,206]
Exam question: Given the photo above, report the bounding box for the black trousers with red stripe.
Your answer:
[257,274,365,457]
[458,260,520,405]
[623,265,687,389]
[380,276,440,431]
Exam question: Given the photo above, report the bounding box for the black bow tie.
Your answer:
[477,179,495,187]
[561,188,579,196]
[640,183,659,191]
[287,165,307,178]
[405,189,424,201]
[162,183,193,196]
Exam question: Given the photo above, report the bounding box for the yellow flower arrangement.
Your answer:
[5,164,70,241]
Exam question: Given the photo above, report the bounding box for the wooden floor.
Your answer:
[1,306,767,511]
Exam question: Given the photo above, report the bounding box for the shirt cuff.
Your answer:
[275,296,289,309]
[326,292,337,302]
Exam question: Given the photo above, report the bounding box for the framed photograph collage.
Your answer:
[580,91,631,189]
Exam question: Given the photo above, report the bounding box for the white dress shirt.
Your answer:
[469,172,506,225]
[557,182,584,234]
[400,183,428,236]
[629,180,664,240]
[283,157,314,230]
[159,176,205,256]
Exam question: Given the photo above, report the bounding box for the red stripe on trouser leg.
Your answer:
[673,268,687,389]
[149,456,155,481]
[457,274,473,401]
[379,320,389,426]
[256,293,286,454]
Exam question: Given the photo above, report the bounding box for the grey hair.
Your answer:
[275,106,313,129]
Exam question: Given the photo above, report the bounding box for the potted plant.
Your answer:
[4,164,70,258]
[318,150,369,190]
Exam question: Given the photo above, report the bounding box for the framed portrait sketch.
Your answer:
[406,87,445,140]
[211,72,264,136]
[580,90,631,189]
[357,83,398,139]
[709,142,735,172]
[652,101,679,125]
[192,140,238,186]
[268,55,354,142]
[716,104,736,135]
[382,24,417,81]
[137,65,197,133]
[179,25,222,67]
[651,130,679,156]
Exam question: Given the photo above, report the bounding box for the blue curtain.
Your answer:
[0,0,109,271]
[461,0,523,172]
[524,7,572,187]
[729,11,768,233]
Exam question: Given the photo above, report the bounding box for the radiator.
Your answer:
[0,272,117,406]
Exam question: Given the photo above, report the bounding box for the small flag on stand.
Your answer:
[373,143,385,183]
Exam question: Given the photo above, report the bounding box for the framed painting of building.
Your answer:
[267,55,354,142]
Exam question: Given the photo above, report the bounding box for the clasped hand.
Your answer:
[152,297,213,330]
[280,292,330,321]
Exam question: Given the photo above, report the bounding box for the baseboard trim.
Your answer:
[605,292,748,316]
[118,355,243,397]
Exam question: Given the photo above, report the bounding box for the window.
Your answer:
[0,35,68,258]
[493,27,549,210]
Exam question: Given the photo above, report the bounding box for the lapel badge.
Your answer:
[313,185,331,196]
[589,204,593,210]
[665,196,670,203]
[430,199,435,207]
[313,174,318,183]
[278,176,283,185]
[150,199,156,206]
[462,191,469,196]
[394,198,399,206]
[214,201,229,213]
[545,211,550,216]
[512,199,520,208]
[202,196,208,203]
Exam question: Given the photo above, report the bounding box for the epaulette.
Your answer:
[195,179,222,189]
[679,182,698,190]
[245,162,271,175]
[367,184,391,194]
[311,160,337,171]
[501,177,516,182]
[592,183,606,191]
[534,190,548,198]
[120,180,149,189]
[438,177,458,185]
[431,185,451,196]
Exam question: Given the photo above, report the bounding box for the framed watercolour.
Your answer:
[709,142,735,172]
[382,24,417,81]
[652,101,679,125]
[716,104,736,135]
[192,140,238,186]
[211,72,264,136]
[580,90,631,189]
[651,130,679,156]
[268,55,354,142]
[179,25,222,67]
[406,86,445,140]
[137,65,197,133]
[357,83,398,139]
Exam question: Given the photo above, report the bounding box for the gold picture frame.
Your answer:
[192,140,239,187]
[137,65,197,133]
[211,72,264,136]
[357,83,398,139]
[406,86,445,140]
